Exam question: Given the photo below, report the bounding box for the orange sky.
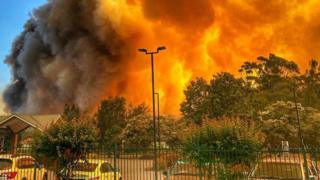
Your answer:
[93,0,318,115]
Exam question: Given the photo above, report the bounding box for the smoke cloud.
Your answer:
[0,90,5,114]
[3,0,320,115]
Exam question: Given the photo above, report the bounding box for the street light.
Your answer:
[154,93,161,148]
[138,46,166,180]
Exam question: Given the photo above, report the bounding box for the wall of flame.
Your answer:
[99,0,319,115]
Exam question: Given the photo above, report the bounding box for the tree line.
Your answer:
[181,53,320,148]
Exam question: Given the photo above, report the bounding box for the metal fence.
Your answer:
[0,147,320,180]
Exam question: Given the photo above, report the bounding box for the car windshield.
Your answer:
[73,163,98,172]
[16,158,35,169]
[252,162,302,180]
[0,159,12,170]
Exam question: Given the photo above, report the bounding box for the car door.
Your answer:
[100,162,115,180]
[16,157,44,180]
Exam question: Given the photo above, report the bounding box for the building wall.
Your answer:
[0,127,13,152]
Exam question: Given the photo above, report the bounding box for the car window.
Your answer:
[16,158,35,169]
[252,162,302,179]
[100,163,114,173]
[73,163,98,172]
[0,159,12,170]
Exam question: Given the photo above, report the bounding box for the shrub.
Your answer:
[32,120,95,177]
[182,119,263,179]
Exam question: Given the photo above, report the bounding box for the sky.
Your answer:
[0,0,46,113]
[0,0,46,90]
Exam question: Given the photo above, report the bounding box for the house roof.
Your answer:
[0,114,60,133]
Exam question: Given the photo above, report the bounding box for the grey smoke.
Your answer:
[3,0,130,114]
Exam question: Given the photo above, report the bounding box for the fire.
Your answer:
[3,0,320,115]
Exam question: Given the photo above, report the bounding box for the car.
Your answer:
[248,159,317,180]
[0,154,48,180]
[310,161,320,179]
[70,159,122,180]
[162,160,213,180]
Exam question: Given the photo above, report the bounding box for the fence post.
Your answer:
[33,159,37,180]
[302,149,310,180]
[198,147,203,180]
[113,144,117,180]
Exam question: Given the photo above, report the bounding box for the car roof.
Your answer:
[76,158,110,164]
[260,158,301,164]
[0,154,12,159]
[0,154,34,160]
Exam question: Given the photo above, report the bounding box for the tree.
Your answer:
[259,101,320,148]
[61,104,81,122]
[237,54,301,115]
[120,115,185,149]
[180,77,209,125]
[208,72,246,119]
[32,121,95,178]
[120,115,154,150]
[127,103,149,119]
[239,61,261,88]
[159,116,186,148]
[257,54,299,80]
[182,120,263,179]
[300,59,320,109]
[95,97,126,147]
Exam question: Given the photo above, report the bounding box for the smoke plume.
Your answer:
[3,0,320,114]
[0,90,5,114]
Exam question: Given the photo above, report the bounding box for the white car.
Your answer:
[249,159,316,180]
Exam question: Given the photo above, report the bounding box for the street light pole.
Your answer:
[138,46,166,180]
[154,93,161,148]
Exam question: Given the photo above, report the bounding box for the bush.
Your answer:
[32,120,95,177]
[182,119,263,179]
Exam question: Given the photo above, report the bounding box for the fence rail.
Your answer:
[0,147,320,180]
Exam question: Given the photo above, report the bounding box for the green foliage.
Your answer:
[120,115,153,149]
[208,72,247,119]
[180,74,248,124]
[181,54,320,129]
[160,116,186,148]
[257,54,299,78]
[95,96,126,147]
[120,115,185,149]
[182,121,262,178]
[127,103,149,119]
[32,121,95,174]
[180,77,209,125]
[61,104,81,122]
[300,59,320,109]
[259,101,320,148]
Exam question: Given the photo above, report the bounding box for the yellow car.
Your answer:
[0,154,48,180]
[70,159,122,180]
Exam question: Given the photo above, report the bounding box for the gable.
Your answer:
[0,114,60,133]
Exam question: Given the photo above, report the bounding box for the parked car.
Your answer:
[70,159,121,180]
[249,159,316,180]
[0,154,48,180]
[163,160,213,180]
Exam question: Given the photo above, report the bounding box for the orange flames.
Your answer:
[93,0,319,115]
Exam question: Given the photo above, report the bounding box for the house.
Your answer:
[0,114,60,153]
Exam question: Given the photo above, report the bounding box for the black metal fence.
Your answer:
[0,147,320,180]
